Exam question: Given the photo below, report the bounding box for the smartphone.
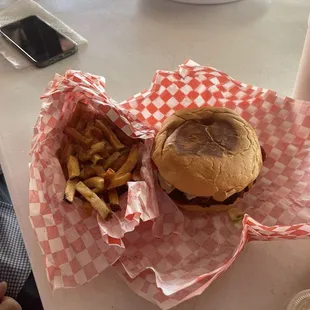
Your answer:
[0,15,78,68]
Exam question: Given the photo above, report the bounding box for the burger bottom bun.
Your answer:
[176,201,237,214]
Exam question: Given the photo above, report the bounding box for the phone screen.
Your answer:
[0,15,76,63]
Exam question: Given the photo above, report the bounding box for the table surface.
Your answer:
[1,0,310,309]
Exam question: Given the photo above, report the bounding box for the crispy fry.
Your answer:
[91,154,105,165]
[103,168,115,181]
[64,127,92,147]
[92,188,103,194]
[106,143,114,154]
[115,144,139,177]
[80,166,96,180]
[64,179,78,203]
[103,152,121,170]
[78,148,92,162]
[96,114,136,146]
[107,173,131,190]
[75,182,111,220]
[110,152,128,172]
[84,177,105,190]
[108,189,120,211]
[67,155,80,179]
[90,141,108,155]
[98,150,109,159]
[81,201,93,216]
[91,165,106,177]
[60,143,73,165]
[95,119,125,151]
[85,126,103,140]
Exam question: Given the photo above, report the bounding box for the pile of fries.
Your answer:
[57,102,141,220]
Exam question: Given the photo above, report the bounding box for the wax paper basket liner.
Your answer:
[30,59,310,310]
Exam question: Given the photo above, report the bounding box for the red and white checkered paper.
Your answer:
[30,60,310,309]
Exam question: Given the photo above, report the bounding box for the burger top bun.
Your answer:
[152,107,263,199]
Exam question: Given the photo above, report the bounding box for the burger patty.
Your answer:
[169,146,266,208]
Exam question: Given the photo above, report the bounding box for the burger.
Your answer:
[152,107,265,213]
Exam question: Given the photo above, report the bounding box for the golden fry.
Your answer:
[95,119,124,151]
[86,126,103,140]
[115,144,139,177]
[103,152,121,170]
[91,154,105,165]
[108,189,120,211]
[64,127,92,147]
[60,143,73,165]
[84,177,105,190]
[107,173,131,190]
[91,165,106,177]
[90,142,108,155]
[75,182,111,220]
[98,115,135,146]
[92,188,103,194]
[67,155,80,179]
[80,166,96,180]
[114,128,135,146]
[78,148,92,162]
[110,152,128,172]
[103,168,115,181]
[64,179,78,203]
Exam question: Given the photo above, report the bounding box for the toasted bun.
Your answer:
[152,107,263,199]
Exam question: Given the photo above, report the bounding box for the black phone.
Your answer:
[0,15,78,68]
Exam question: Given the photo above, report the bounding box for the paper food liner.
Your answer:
[30,60,310,310]
[0,0,87,69]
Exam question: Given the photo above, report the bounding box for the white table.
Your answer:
[1,0,310,309]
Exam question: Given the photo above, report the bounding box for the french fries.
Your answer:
[103,168,115,181]
[108,189,120,211]
[83,177,105,191]
[64,179,78,203]
[110,152,128,172]
[67,155,80,179]
[91,154,105,165]
[58,111,142,220]
[80,166,96,179]
[90,142,109,156]
[75,181,111,220]
[115,144,139,177]
[91,165,106,177]
[64,127,92,147]
[107,173,132,190]
[96,114,136,146]
[103,152,121,170]
[95,119,125,151]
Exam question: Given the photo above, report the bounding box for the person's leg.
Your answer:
[0,172,43,310]
[16,273,43,310]
[0,173,12,204]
